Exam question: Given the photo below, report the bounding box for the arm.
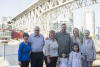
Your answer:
[69,52,73,67]
[18,43,23,62]
[45,40,50,56]
[43,37,45,46]
[45,40,51,63]
[69,36,73,52]
[57,58,61,65]
[92,40,96,60]
[55,32,58,40]
[81,53,85,60]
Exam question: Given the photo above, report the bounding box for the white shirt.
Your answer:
[59,58,68,67]
[84,39,88,55]
[44,39,58,57]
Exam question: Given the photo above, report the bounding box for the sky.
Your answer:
[0,0,100,28]
[73,3,100,28]
[0,0,37,17]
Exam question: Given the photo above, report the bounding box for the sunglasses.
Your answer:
[35,30,39,31]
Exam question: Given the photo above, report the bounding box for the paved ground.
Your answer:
[0,41,100,67]
[93,42,100,67]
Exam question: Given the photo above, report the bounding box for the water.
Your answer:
[0,44,19,66]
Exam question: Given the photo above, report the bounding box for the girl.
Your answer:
[69,43,83,67]
[58,52,68,67]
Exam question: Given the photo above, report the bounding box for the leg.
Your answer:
[37,52,44,67]
[50,57,58,67]
[21,61,29,67]
[26,61,29,67]
[44,56,51,67]
[31,53,38,67]
[87,61,93,67]
[83,56,88,67]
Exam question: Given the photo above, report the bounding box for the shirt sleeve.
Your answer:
[45,40,50,56]
[55,32,58,40]
[92,40,96,60]
[18,43,23,62]
[43,36,45,46]
[69,36,73,52]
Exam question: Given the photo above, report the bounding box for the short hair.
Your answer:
[34,26,40,30]
[49,30,55,34]
[61,23,66,26]
[84,30,90,34]
[73,43,79,52]
[23,33,29,38]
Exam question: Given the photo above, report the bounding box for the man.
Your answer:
[28,26,44,67]
[55,24,73,57]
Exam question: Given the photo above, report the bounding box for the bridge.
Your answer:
[8,0,99,37]
[0,0,99,67]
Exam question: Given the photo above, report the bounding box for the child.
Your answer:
[58,52,69,67]
[69,43,83,67]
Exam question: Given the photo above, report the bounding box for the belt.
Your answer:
[31,52,43,54]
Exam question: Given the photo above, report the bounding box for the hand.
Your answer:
[19,62,22,66]
[93,58,96,60]
[45,37,49,40]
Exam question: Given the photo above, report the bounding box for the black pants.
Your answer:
[21,61,29,67]
[31,52,44,67]
[44,56,58,67]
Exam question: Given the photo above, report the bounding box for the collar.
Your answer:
[60,31,67,35]
[33,34,41,37]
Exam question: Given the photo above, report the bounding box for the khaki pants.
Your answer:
[83,55,93,67]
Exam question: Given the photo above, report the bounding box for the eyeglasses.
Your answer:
[35,30,39,31]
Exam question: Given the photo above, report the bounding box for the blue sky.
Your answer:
[0,0,37,17]
[0,0,100,28]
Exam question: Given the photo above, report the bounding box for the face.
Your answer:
[85,33,89,38]
[73,28,79,36]
[34,27,40,36]
[62,53,67,58]
[23,36,29,42]
[49,32,55,39]
[61,25,66,32]
[73,45,79,52]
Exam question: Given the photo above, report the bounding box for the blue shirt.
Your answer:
[18,42,31,62]
[28,34,44,52]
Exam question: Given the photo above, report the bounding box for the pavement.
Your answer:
[0,41,100,67]
[93,42,100,67]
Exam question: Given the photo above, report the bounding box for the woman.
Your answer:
[44,30,58,67]
[82,30,96,67]
[18,33,31,67]
[72,28,83,52]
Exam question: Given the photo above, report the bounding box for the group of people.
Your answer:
[18,24,96,67]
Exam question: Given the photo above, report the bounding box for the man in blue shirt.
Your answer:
[28,26,44,67]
